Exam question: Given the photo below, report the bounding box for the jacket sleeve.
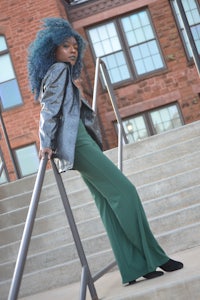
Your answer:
[39,63,69,150]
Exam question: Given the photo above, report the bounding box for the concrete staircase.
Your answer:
[0,121,200,300]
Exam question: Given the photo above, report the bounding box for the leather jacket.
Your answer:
[39,62,102,173]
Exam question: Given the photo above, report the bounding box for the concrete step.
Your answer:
[1,121,199,201]
[1,206,199,284]
[1,182,199,265]
[0,248,115,300]
[0,121,200,300]
[17,246,199,300]
[0,164,199,257]
[0,214,105,263]
[1,181,199,255]
[1,141,199,227]
[0,165,199,247]
[0,180,200,260]
[1,221,200,300]
[123,136,200,174]
[137,167,200,201]
[1,183,199,250]
[143,184,200,219]
[1,132,199,224]
[2,198,200,279]
[106,121,200,162]
[1,149,199,230]
[0,231,111,281]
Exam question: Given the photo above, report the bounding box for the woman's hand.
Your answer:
[39,148,53,160]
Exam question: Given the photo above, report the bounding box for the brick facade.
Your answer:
[0,0,200,181]
[0,0,68,181]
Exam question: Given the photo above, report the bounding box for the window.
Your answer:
[149,104,183,134]
[123,116,150,143]
[171,0,200,58]
[88,9,165,85]
[14,144,39,178]
[0,148,9,184]
[120,103,183,143]
[0,35,23,110]
[66,0,90,4]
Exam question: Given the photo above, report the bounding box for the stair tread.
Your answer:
[17,245,200,300]
[0,121,200,299]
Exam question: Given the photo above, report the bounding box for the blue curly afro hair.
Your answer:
[27,17,86,99]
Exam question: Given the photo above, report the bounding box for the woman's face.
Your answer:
[55,37,78,65]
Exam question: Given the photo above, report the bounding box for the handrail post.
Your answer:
[117,123,123,171]
[99,61,128,145]
[92,58,128,171]
[8,155,48,300]
[8,152,118,300]
[92,57,101,112]
[51,160,99,300]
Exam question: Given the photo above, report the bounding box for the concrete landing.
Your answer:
[19,245,200,300]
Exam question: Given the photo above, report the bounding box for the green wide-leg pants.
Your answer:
[73,120,169,284]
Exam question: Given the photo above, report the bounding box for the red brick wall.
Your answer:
[0,0,200,181]
[0,0,68,180]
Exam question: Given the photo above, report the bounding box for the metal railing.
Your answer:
[8,156,100,300]
[8,59,127,300]
[93,58,128,171]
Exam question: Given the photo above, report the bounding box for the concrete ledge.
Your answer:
[18,245,200,300]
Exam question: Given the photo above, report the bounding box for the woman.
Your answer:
[28,17,183,285]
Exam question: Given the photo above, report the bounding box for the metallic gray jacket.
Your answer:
[39,62,102,173]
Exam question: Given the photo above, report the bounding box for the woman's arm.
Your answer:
[39,63,69,159]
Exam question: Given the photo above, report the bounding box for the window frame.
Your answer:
[87,8,167,88]
[117,102,184,144]
[170,0,200,60]
[0,35,23,111]
[13,143,40,178]
[118,9,166,79]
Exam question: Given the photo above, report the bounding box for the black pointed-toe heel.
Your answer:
[128,270,164,285]
[128,280,136,285]
[159,259,183,272]
[143,270,164,279]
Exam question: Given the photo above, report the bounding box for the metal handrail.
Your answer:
[92,58,128,171]
[8,155,48,300]
[8,155,101,300]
